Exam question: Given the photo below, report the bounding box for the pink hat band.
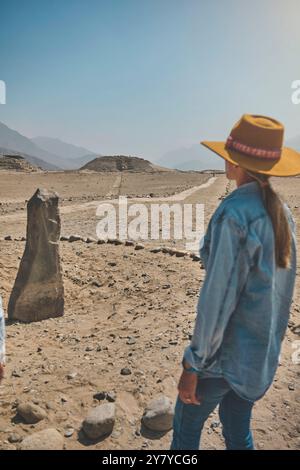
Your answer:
[225,135,282,161]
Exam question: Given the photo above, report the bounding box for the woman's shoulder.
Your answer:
[212,187,267,230]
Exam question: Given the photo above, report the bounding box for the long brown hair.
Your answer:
[246,171,291,269]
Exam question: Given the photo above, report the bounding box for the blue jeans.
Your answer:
[170,377,255,450]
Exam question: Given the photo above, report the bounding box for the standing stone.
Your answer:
[8,188,64,322]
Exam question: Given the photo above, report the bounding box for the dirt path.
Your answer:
[0,176,219,223]
[117,176,218,203]
[105,174,123,198]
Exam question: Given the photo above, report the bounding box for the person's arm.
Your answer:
[0,297,5,382]
[183,213,250,372]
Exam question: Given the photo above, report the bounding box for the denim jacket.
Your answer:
[183,181,297,402]
[0,296,5,364]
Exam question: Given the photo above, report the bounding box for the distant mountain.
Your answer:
[0,146,60,170]
[0,121,100,170]
[31,136,96,161]
[0,121,66,169]
[158,144,225,171]
[287,135,300,151]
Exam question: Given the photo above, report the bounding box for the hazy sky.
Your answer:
[0,0,299,161]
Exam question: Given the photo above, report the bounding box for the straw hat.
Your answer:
[201,114,300,176]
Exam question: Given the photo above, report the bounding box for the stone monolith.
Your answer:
[8,188,64,322]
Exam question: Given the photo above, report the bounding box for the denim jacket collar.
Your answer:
[228,181,261,198]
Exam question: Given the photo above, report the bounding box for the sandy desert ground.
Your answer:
[0,170,299,450]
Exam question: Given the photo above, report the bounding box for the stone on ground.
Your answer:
[82,403,115,440]
[142,396,174,432]
[19,428,64,450]
[17,402,47,424]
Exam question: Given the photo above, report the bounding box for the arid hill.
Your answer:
[0,154,40,172]
[80,155,169,172]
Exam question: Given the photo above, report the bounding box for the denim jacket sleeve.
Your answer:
[0,296,5,364]
[183,212,250,372]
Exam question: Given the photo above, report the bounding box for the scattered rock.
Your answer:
[107,239,122,245]
[93,391,117,403]
[82,403,115,440]
[69,234,83,242]
[113,239,123,245]
[111,429,121,439]
[106,391,116,403]
[174,250,186,257]
[64,428,74,438]
[17,402,47,424]
[142,396,174,432]
[210,420,220,429]
[46,402,56,410]
[86,237,97,243]
[150,247,162,253]
[4,235,12,241]
[125,240,135,246]
[135,243,145,250]
[93,391,106,401]
[291,324,300,335]
[20,428,64,450]
[166,248,177,255]
[8,433,23,443]
[11,369,22,378]
[126,337,136,345]
[120,367,132,376]
[66,372,77,380]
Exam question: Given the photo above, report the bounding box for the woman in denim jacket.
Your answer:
[171,115,300,450]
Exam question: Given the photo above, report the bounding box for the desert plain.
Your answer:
[0,168,299,450]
